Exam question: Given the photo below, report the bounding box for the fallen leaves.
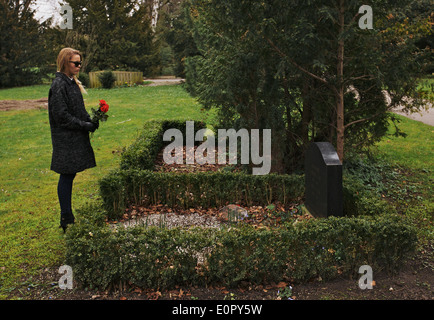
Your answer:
[154,145,241,174]
[106,144,311,229]
[89,283,297,301]
[276,282,288,288]
[111,202,310,229]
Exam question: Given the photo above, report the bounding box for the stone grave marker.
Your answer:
[305,142,343,218]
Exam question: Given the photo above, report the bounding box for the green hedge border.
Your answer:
[64,119,417,291]
[100,169,305,219]
[100,119,305,219]
[119,119,207,171]
[100,119,393,219]
[66,206,417,290]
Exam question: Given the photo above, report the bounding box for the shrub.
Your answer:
[119,119,206,171]
[65,208,417,290]
[81,119,417,291]
[119,121,164,171]
[98,70,117,89]
[343,175,397,217]
[100,119,304,219]
[99,169,304,219]
[78,72,90,88]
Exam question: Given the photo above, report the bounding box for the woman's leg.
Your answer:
[58,173,77,228]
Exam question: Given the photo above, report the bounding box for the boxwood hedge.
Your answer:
[65,206,417,290]
[100,119,304,219]
[63,119,418,291]
[119,119,206,171]
[100,169,305,219]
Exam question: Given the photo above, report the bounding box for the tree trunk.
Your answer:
[283,76,296,172]
[336,0,345,162]
[151,0,160,32]
[336,85,344,161]
[301,78,311,148]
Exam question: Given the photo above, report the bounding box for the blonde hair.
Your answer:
[56,47,87,94]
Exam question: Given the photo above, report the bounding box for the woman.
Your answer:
[48,48,99,232]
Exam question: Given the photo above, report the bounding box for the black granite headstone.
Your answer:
[305,142,343,218]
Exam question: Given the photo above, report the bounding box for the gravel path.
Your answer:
[391,104,434,126]
[144,77,184,86]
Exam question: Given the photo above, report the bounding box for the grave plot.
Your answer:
[66,120,418,291]
[108,135,308,230]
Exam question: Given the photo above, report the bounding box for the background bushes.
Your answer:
[98,71,117,89]
[78,73,90,88]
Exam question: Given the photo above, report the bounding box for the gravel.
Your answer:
[114,212,223,229]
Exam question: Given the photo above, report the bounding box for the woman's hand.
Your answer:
[82,121,99,132]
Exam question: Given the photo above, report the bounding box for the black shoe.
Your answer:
[60,211,75,233]
[60,220,75,233]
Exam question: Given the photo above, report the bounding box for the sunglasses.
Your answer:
[69,61,82,67]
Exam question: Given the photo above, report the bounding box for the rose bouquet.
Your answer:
[91,99,110,123]
[90,100,109,137]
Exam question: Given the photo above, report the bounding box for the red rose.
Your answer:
[99,103,109,113]
[90,99,109,136]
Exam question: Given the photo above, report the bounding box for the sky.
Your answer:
[30,0,63,24]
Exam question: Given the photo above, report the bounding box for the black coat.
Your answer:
[48,72,96,174]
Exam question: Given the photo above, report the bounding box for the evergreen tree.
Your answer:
[63,0,160,75]
[0,0,52,87]
[184,0,432,172]
[159,0,200,77]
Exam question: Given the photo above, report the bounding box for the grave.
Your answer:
[304,142,343,218]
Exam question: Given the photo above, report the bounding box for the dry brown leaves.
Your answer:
[154,145,242,173]
[108,144,310,228]
[109,202,312,228]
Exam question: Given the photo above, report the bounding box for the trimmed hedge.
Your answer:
[65,207,417,290]
[120,119,206,171]
[100,119,304,219]
[99,167,389,221]
[101,119,392,219]
[73,118,418,292]
[100,169,305,219]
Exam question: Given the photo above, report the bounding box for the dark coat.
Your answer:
[48,72,96,174]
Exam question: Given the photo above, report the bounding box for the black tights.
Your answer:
[57,173,76,225]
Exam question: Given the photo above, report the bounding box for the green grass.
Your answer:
[0,83,432,299]
[417,77,434,101]
[0,84,213,299]
[375,114,433,171]
[0,85,51,100]
[373,113,433,243]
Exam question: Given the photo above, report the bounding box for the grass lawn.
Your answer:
[0,84,213,298]
[373,114,433,236]
[0,83,432,299]
[375,114,433,171]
